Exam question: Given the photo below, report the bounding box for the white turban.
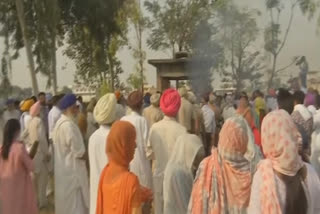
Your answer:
[94,93,117,125]
[150,93,161,105]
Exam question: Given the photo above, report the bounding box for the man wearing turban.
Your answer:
[177,87,194,132]
[19,98,35,132]
[147,88,187,214]
[53,94,89,214]
[88,93,117,214]
[143,92,163,127]
[121,90,153,214]
[23,101,50,208]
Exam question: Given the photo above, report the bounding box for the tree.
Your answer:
[216,3,265,91]
[0,0,62,94]
[130,0,148,92]
[144,0,212,57]
[15,0,39,94]
[264,0,317,89]
[60,0,129,92]
[127,71,146,90]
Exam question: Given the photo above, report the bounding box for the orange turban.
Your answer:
[115,90,122,101]
[20,99,35,112]
[160,88,181,117]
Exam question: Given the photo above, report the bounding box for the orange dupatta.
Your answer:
[96,121,152,214]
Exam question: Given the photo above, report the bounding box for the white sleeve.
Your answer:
[64,123,85,158]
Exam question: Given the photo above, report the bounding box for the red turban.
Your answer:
[160,88,181,117]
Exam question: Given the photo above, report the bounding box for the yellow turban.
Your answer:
[20,99,35,112]
[94,93,117,125]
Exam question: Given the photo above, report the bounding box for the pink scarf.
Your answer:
[258,110,303,214]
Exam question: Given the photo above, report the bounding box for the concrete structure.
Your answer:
[148,57,190,91]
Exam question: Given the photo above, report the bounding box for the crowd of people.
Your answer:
[1,86,320,214]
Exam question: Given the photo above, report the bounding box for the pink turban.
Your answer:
[160,88,181,117]
[30,101,41,117]
[305,93,315,107]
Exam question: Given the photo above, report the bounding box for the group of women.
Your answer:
[96,109,320,213]
[1,94,320,214]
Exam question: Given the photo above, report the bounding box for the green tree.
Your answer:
[144,0,212,57]
[216,3,265,91]
[264,0,317,89]
[130,0,148,92]
[127,71,146,90]
[60,0,129,92]
[0,0,62,94]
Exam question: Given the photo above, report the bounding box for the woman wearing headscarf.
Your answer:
[248,110,320,214]
[147,88,186,214]
[163,134,205,214]
[24,101,50,208]
[237,92,262,152]
[0,119,38,214]
[121,91,153,213]
[96,121,152,214]
[188,116,261,214]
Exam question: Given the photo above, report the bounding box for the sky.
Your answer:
[0,0,319,91]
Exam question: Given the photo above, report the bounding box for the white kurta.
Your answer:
[121,112,153,189]
[25,116,49,207]
[147,116,187,214]
[88,125,110,214]
[48,106,61,140]
[53,114,89,214]
[20,112,31,132]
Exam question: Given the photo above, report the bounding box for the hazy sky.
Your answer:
[0,0,319,91]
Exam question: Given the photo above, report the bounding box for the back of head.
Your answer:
[93,94,117,125]
[218,116,253,158]
[293,90,305,105]
[150,93,161,107]
[20,99,35,112]
[277,88,294,114]
[160,88,181,117]
[261,110,307,214]
[1,119,20,160]
[127,91,143,112]
[106,121,136,167]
